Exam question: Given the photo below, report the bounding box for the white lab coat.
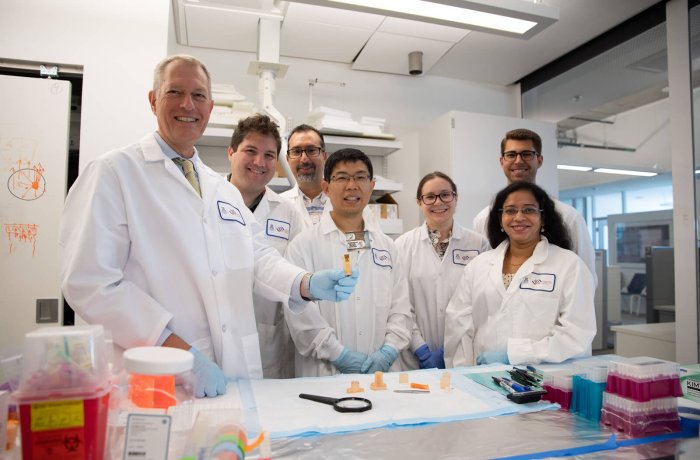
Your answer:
[284,212,412,377]
[473,200,597,284]
[444,238,596,367]
[59,133,304,379]
[252,187,309,378]
[394,223,489,370]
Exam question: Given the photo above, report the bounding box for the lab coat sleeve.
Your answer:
[251,221,306,303]
[59,157,172,348]
[443,264,475,367]
[282,235,344,362]
[383,251,413,353]
[569,212,597,286]
[394,234,426,352]
[507,258,596,365]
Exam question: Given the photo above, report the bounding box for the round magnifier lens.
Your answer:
[336,397,371,412]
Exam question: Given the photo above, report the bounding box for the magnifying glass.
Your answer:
[299,393,372,413]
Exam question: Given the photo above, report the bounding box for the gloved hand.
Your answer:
[332,347,367,374]
[476,350,509,365]
[360,345,398,374]
[189,347,227,398]
[309,268,359,302]
[414,344,445,369]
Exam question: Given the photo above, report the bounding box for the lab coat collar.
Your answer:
[318,207,381,236]
[489,237,551,289]
[418,222,461,242]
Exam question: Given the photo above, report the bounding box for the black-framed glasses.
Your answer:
[419,191,456,205]
[287,146,323,159]
[330,173,372,185]
[502,150,539,162]
[499,206,542,216]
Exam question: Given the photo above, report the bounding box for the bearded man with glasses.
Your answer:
[472,128,596,283]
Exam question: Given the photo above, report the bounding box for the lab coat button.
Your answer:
[222,324,227,333]
[212,269,218,277]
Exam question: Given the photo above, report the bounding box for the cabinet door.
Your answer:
[0,75,71,356]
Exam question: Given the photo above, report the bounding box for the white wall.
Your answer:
[168,32,519,230]
[1,0,170,169]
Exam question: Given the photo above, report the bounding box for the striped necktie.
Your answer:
[172,157,201,197]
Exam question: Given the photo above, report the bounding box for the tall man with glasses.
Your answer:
[472,128,596,280]
[281,124,330,226]
[284,148,412,377]
[227,114,309,378]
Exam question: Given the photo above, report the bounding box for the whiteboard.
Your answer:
[0,75,71,365]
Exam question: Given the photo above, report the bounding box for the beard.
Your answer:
[296,172,315,183]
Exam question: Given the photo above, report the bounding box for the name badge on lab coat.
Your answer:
[519,272,556,292]
[266,218,290,240]
[218,201,245,225]
[372,248,392,268]
[452,249,480,266]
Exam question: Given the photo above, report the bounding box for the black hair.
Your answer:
[229,113,281,154]
[486,181,572,250]
[416,171,457,200]
[323,148,373,182]
[287,124,325,151]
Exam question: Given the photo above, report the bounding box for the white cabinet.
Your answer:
[419,111,558,229]
[196,127,405,234]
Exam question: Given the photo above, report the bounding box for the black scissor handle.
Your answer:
[299,393,338,406]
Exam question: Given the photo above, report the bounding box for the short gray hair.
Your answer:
[153,54,211,96]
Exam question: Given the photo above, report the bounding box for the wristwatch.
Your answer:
[301,273,319,301]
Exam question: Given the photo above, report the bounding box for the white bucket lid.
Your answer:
[123,346,194,375]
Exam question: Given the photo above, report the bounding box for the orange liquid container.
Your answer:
[122,346,194,411]
[128,373,177,409]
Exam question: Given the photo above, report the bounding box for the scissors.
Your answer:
[299,393,372,413]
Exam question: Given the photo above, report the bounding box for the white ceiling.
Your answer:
[173,0,660,85]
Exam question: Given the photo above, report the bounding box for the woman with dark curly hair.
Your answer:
[444,182,596,366]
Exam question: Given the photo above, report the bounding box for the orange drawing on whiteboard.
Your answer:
[8,159,46,201]
[4,223,39,256]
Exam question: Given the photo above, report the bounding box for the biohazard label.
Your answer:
[31,400,84,431]
[30,427,85,459]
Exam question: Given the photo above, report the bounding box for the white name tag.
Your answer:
[519,272,556,292]
[372,248,392,268]
[452,249,479,266]
[218,200,245,225]
[266,218,290,240]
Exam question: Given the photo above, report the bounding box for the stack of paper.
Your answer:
[308,106,363,135]
[209,83,255,128]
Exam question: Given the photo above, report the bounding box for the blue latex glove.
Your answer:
[414,344,445,369]
[360,345,398,374]
[309,268,359,302]
[332,347,367,374]
[189,347,227,398]
[476,350,509,365]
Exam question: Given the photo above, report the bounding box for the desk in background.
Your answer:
[611,322,676,361]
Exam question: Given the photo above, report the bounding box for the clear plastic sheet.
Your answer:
[261,410,686,459]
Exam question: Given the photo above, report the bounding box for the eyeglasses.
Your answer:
[499,206,542,216]
[419,191,456,205]
[502,150,539,162]
[330,173,372,185]
[287,146,323,159]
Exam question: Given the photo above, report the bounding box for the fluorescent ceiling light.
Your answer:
[290,0,559,38]
[593,168,658,177]
[557,165,593,172]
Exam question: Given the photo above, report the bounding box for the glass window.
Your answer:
[625,185,673,212]
[593,192,622,218]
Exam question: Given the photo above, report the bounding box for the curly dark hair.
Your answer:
[229,113,281,155]
[486,181,572,250]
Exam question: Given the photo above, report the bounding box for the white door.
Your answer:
[0,75,71,363]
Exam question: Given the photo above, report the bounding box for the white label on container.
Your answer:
[123,414,171,460]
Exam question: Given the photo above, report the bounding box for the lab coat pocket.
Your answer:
[219,220,255,271]
[520,294,559,338]
[242,332,263,379]
[371,268,392,308]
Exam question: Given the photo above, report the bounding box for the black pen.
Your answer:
[492,376,516,394]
